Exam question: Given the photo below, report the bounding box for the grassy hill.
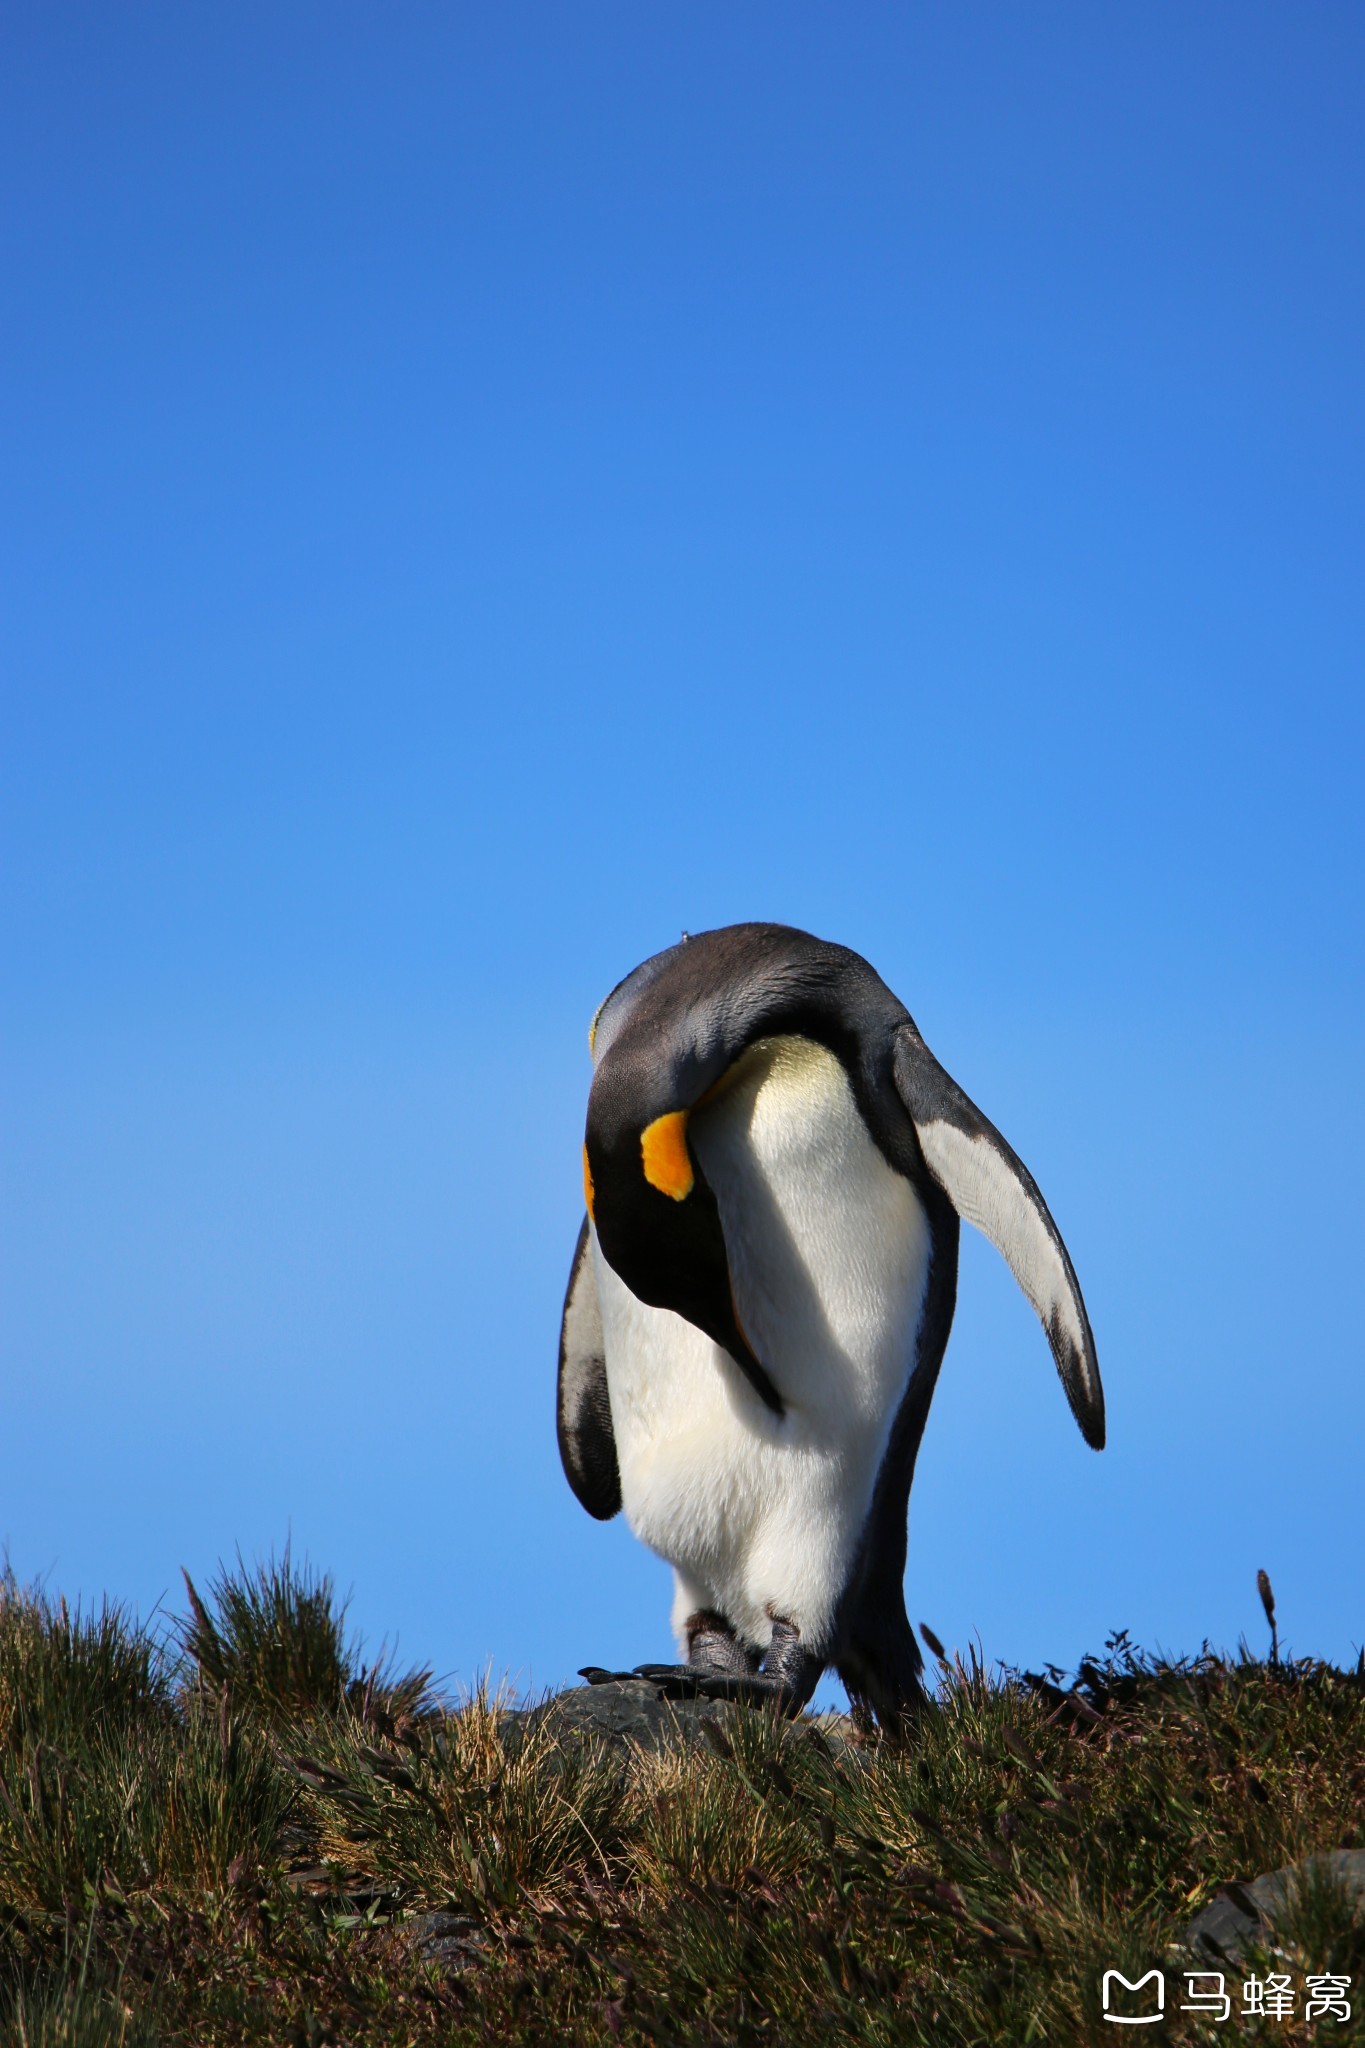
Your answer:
[1,1556,1361,2045]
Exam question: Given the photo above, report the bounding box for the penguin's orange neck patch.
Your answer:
[640,1110,694,1201]
[582,1145,596,1221]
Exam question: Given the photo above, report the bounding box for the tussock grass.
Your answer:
[180,1551,435,1731]
[1,1560,1361,2044]
[0,1574,171,1754]
[301,1685,632,1914]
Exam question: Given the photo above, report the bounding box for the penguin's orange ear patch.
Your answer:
[640,1110,694,1201]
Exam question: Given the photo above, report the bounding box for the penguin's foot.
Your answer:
[629,1665,784,1705]
[625,1614,823,1715]
[633,1607,771,1703]
[685,1608,761,1679]
[580,1616,823,1715]
[577,1663,756,1699]
[755,1613,823,1715]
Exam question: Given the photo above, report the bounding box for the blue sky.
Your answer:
[3,5,1362,1705]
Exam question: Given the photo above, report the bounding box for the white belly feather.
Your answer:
[592,1034,931,1655]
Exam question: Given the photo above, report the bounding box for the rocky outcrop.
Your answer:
[1184,1849,1365,1958]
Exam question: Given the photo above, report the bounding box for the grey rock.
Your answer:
[1185,1849,1365,1959]
[496,1679,864,1759]
[520,1677,740,1752]
[1185,1888,1265,1958]
[407,1910,488,1972]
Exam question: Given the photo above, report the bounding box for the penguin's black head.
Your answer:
[584,932,760,1386]
[582,924,909,1406]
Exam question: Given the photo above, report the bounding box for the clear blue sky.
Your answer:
[3,5,1362,1705]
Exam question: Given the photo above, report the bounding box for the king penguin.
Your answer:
[557,923,1104,1730]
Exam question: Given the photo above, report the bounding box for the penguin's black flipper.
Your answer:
[892,1024,1106,1450]
[557,1217,622,1519]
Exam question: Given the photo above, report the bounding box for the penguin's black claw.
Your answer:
[700,1672,798,1709]
[578,1663,758,1700]
[631,1662,720,1700]
[631,1664,808,1710]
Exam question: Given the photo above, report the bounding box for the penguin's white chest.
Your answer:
[592,1034,932,1652]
